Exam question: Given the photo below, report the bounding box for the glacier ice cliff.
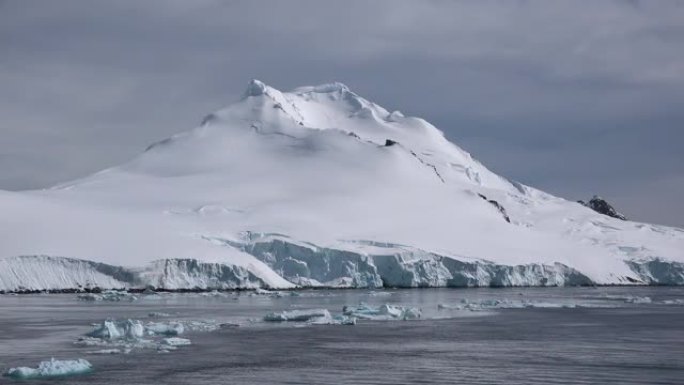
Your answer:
[3,238,682,292]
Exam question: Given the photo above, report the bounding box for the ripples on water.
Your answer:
[1,287,683,384]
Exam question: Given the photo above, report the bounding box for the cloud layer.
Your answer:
[1,0,683,226]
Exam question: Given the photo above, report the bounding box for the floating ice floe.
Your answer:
[75,336,154,350]
[157,337,192,353]
[145,321,184,336]
[4,358,92,379]
[662,298,684,305]
[263,309,355,325]
[76,319,157,352]
[583,294,654,304]
[76,318,217,354]
[181,319,221,332]
[366,291,393,297]
[264,309,331,322]
[198,290,230,298]
[251,288,290,297]
[342,303,421,320]
[77,290,138,302]
[254,288,276,295]
[87,319,145,340]
[148,312,171,318]
[162,337,191,346]
[625,296,652,304]
[437,298,578,311]
[85,349,127,355]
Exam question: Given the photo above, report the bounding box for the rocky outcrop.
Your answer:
[578,196,627,220]
[478,193,511,223]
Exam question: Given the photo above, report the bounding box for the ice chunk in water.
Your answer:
[343,304,421,320]
[4,358,92,379]
[181,319,221,332]
[625,296,652,304]
[309,314,357,325]
[264,309,332,322]
[85,349,125,355]
[88,319,144,340]
[252,288,284,297]
[161,337,191,346]
[148,312,171,318]
[264,308,356,325]
[438,298,584,311]
[77,291,137,302]
[77,318,220,354]
[146,321,184,336]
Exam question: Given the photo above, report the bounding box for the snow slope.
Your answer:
[1,80,683,291]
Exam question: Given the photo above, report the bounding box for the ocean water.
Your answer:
[1,287,683,384]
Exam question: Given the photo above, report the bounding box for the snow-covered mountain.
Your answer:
[1,80,683,291]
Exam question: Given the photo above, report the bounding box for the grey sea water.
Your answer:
[1,287,683,384]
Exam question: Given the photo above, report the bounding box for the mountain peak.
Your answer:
[293,82,350,94]
[243,79,270,97]
[243,80,352,99]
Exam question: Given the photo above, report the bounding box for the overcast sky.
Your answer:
[1,0,683,226]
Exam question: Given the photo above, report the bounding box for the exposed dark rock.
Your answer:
[478,193,511,223]
[384,139,397,147]
[578,196,627,220]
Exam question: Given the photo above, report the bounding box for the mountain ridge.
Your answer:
[0,80,682,291]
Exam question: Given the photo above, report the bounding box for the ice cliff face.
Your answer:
[0,80,683,291]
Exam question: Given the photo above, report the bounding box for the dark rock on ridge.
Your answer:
[578,196,627,220]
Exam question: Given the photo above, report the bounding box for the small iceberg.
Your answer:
[86,348,126,355]
[198,290,229,298]
[181,319,221,332]
[263,309,355,325]
[76,318,220,354]
[438,298,579,311]
[585,294,653,304]
[77,290,137,302]
[264,309,332,322]
[162,337,191,346]
[157,337,192,353]
[145,321,184,336]
[148,312,171,318]
[624,296,652,304]
[342,304,421,320]
[4,358,92,379]
[252,288,284,297]
[87,319,145,340]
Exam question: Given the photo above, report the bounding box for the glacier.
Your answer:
[1,79,683,292]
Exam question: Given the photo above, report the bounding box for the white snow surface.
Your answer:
[1,80,683,291]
